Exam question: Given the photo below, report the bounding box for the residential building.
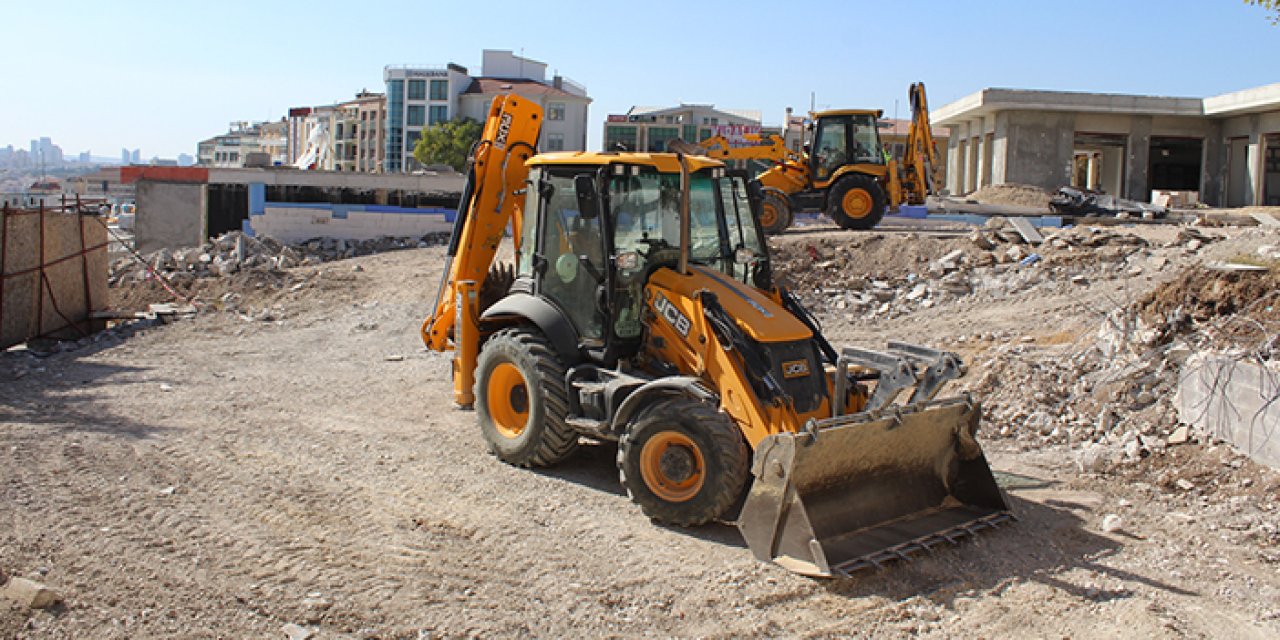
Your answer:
[286,104,339,170]
[383,62,475,173]
[602,104,762,153]
[353,92,386,173]
[197,121,289,169]
[385,50,591,172]
[934,82,1280,206]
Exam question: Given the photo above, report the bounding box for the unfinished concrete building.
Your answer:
[934,82,1280,207]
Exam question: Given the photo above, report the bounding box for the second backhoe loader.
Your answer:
[423,94,1011,577]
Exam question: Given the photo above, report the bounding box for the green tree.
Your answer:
[413,118,483,172]
[1245,0,1280,23]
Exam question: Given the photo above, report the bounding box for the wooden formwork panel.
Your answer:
[0,207,109,349]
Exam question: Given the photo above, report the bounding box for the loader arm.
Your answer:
[420,94,543,405]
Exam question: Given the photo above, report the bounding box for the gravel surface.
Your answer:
[2,223,1279,638]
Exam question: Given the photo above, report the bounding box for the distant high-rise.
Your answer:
[131,149,141,164]
[121,148,131,165]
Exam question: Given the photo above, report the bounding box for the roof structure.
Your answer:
[934,82,1280,125]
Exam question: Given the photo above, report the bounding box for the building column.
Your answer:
[972,117,987,189]
[963,120,979,194]
[1202,120,1225,206]
[1248,114,1264,206]
[945,126,964,195]
[991,112,1008,185]
[1124,116,1152,201]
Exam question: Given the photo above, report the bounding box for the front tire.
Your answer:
[617,397,749,526]
[759,191,794,235]
[827,174,886,230]
[474,327,579,467]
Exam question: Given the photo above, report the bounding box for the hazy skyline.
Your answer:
[4,0,1278,159]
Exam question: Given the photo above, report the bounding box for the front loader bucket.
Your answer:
[737,396,1011,577]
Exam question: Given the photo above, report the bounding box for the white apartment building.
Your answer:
[384,50,591,172]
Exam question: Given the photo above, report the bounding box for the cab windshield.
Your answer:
[609,169,723,267]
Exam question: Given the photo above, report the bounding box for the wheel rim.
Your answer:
[639,431,705,503]
[841,188,874,219]
[760,201,780,228]
[487,362,530,439]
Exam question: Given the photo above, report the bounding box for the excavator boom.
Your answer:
[421,94,543,405]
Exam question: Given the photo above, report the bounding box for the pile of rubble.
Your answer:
[776,222,1218,322]
[110,231,449,286]
[962,258,1278,477]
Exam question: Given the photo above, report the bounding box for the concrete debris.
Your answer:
[111,230,450,285]
[282,623,315,640]
[779,226,1155,321]
[2,577,62,609]
[1101,514,1124,533]
[1168,426,1191,446]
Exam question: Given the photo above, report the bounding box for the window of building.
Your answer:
[430,79,448,100]
[406,130,422,151]
[682,125,697,142]
[548,102,566,121]
[429,105,448,126]
[407,105,425,127]
[408,79,426,100]
[606,126,637,151]
[646,127,679,153]
[544,133,564,152]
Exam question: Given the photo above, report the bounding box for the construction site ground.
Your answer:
[3,219,1279,638]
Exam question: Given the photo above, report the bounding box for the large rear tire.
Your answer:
[474,327,579,467]
[617,397,748,526]
[759,191,794,235]
[827,174,886,230]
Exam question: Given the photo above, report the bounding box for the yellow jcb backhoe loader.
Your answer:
[670,82,942,236]
[422,94,1010,577]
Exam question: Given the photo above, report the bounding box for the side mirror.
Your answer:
[574,174,600,219]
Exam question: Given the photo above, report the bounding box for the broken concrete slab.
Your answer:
[1175,354,1280,469]
[2,577,62,609]
[1007,217,1044,244]
[1250,212,1280,228]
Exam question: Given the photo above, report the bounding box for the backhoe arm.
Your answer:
[420,94,543,405]
[901,82,939,205]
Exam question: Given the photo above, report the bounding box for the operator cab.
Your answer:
[517,157,770,364]
[809,110,885,182]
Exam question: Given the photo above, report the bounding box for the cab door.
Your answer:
[809,116,850,186]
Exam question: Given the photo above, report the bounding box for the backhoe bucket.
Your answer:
[737,396,1011,577]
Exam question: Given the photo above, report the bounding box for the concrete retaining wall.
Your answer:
[1176,354,1280,469]
[247,203,455,243]
[0,207,108,348]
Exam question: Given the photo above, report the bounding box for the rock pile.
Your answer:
[775,222,1207,322]
[110,231,450,286]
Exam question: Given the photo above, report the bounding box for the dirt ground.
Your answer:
[2,222,1279,638]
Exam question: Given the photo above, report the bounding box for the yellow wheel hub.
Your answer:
[841,188,873,219]
[487,362,530,439]
[760,202,780,228]
[639,431,705,503]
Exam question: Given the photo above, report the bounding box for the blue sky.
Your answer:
[4,0,1277,159]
